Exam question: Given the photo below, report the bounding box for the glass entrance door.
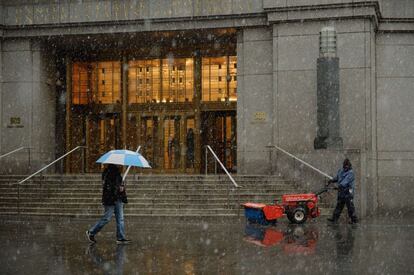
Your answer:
[126,114,196,173]
[140,116,159,169]
[202,111,237,173]
[86,113,120,172]
[163,116,181,170]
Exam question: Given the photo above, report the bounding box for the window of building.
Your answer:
[161,58,194,103]
[128,59,161,103]
[202,56,237,102]
[72,61,121,105]
[128,58,193,104]
[92,61,121,104]
[228,56,237,102]
[72,62,90,105]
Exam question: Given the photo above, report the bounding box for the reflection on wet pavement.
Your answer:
[244,223,318,255]
[0,216,413,274]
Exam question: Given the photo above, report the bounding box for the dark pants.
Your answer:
[332,196,358,222]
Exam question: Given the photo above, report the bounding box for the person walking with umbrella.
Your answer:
[86,164,131,244]
[86,149,151,244]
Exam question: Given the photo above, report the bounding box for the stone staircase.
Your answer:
[0,174,332,218]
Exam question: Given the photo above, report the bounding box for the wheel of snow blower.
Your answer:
[287,207,307,224]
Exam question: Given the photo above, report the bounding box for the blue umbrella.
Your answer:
[96,149,151,168]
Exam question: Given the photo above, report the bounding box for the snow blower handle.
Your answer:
[315,179,336,196]
[315,186,329,196]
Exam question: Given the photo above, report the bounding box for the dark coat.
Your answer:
[101,165,127,205]
[332,168,355,199]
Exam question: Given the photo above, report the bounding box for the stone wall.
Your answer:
[0,0,412,26]
[1,0,263,25]
[237,28,273,174]
[270,18,375,217]
[0,39,56,174]
[376,33,414,213]
[0,40,2,159]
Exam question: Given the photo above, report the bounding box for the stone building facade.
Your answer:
[0,0,413,216]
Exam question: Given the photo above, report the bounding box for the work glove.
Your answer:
[326,180,333,187]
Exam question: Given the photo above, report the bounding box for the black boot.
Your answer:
[349,217,358,224]
[327,217,337,223]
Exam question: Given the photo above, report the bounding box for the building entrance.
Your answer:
[65,30,237,174]
[202,111,237,172]
[130,114,195,172]
[86,113,120,172]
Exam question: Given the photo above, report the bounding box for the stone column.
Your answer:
[236,28,273,174]
[314,27,343,149]
[121,57,127,148]
[193,51,202,173]
[65,58,72,173]
[1,39,56,174]
[0,39,2,159]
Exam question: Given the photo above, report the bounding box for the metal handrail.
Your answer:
[266,145,333,180]
[122,146,141,182]
[17,146,86,185]
[0,147,27,159]
[205,145,240,188]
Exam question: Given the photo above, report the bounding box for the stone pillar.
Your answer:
[314,27,343,149]
[193,51,202,173]
[0,39,2,159]
[55,56,67,174]
[121,57,127,148]
[236,28,273,174]
[1,39,56,174]
[65,59,72,173]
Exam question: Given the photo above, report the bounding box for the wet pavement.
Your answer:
[0,215,413,274]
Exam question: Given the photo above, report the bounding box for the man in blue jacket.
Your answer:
[327,159,358,224]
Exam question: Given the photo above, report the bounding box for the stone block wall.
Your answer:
[247,18,376,217]
[0,39,56,174]
[237,28,273,174]
[376,33,414,213]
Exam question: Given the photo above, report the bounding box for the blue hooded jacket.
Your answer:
[332,168,355,199]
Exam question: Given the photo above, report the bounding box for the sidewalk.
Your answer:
[0,215,413,274]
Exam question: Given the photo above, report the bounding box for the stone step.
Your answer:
[2,198,320,207]
[0,202,240,209]
[0,206,332,215]
[0,206,241,214]
[0,208,333,218]
[0,209,246,219]
[0,180,295,188]
[0,211,242,217]
[0,203,248,211]
[0,192,297,200]
[0,175,286,182]
[0,189,297,196]
[0,174,330,218]
[0,175,281,179]
[0,184,296,190]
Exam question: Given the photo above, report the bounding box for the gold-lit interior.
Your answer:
[93,61,121,104]
[72,62,89,105]
[128,58,194,104]
[70,55,237,173]
[161,58,194,103]
[72,61,121,104]
[163,117,180,169]
[140,116,158,167]
[72,56,236,105]
[202,56,237,102]
[128,59,161,104]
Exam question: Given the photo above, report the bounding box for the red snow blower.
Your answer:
[242,185,332,225]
